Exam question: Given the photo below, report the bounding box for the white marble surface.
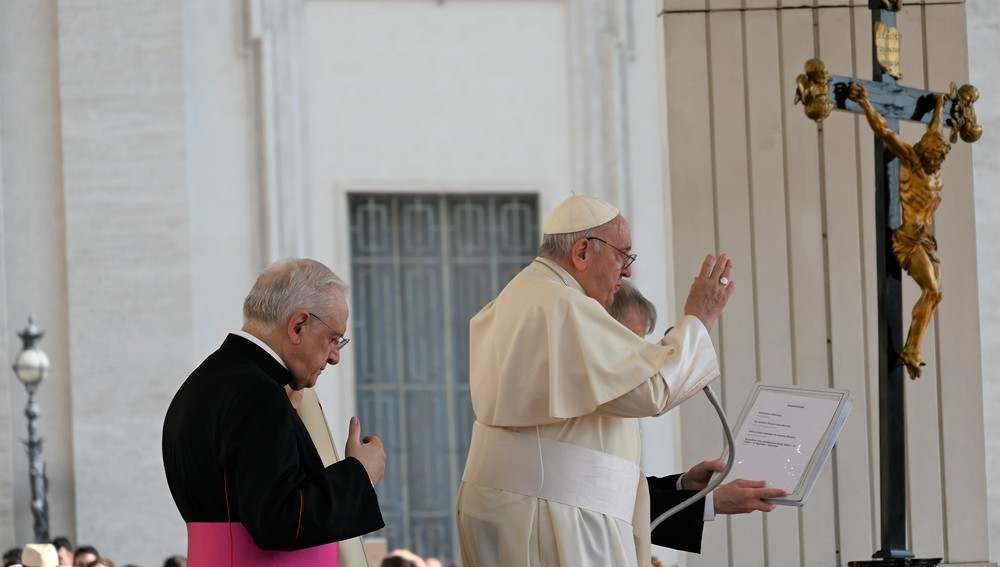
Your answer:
[967,0,1000,562]
[56,0,194,564]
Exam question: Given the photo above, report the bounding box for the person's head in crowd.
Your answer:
[70,546,98,567]
[242,258,351,391]
[18,543,59,567]
[162,555,186,567]
[538,195,635,309]
[380,549,426,567]
[608,279,657,337]
[2,547,21,567]
[49,537,72,567]
[83,558,114,567]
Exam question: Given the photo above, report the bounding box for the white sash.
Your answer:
[462,422,641,523]
[293,387,371,567]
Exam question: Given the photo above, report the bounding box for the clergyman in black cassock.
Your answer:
[162,258,384,561]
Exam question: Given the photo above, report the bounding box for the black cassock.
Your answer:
[162,334,384,551]
[648,474,708,554]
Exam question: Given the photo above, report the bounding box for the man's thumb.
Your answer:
[348,416,361,440]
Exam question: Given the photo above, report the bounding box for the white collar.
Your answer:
[233,330,288,370]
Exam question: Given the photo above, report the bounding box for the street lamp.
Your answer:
[12,317,51,543]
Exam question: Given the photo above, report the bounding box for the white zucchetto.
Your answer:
[543,195,620,235]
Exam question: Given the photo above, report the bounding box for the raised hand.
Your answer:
[344,416,386,485]
[683,254,736,332]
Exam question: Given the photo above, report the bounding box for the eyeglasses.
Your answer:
[586,237,637,269]
[309,312,351,350]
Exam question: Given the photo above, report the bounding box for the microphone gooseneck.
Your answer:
[649,383,735,531]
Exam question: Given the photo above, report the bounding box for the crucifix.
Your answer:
[793,1,981,565]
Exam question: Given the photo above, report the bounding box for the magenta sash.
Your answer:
[187,522,340,567]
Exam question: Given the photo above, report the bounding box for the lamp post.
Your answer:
[12,317,51,543]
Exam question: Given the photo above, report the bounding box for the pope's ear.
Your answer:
[569,237,590,269]
[287,310,311,344]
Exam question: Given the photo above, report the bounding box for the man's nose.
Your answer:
[328,348,341,366]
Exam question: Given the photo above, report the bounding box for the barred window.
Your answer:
[349,193,538,563]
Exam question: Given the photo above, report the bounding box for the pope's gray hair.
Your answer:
[243,258,349,331]
[537,218,616,261]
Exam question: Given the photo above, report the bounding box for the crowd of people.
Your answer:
[0,538,185,567]
[0,539,451,567]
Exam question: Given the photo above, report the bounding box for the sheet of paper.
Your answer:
[729,389,840,491]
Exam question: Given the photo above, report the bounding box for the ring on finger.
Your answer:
[719,276,730,286]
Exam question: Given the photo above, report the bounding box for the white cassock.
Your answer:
[456,257,720,567]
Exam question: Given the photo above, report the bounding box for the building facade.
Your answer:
[0,1,997,565]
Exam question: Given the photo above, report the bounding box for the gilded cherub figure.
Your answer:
[794,58,834,123]
[947,82,983,143]
[848,82,951,379]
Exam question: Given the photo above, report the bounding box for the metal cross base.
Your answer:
[848,558,941,567]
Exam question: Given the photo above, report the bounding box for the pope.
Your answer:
[456,195,735,567]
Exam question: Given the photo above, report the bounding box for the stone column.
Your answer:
[57,0,194,563]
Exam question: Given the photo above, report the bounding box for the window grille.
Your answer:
[349,193,538,563]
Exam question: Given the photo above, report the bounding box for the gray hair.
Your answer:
[243,258,349,331]
[537,218,616,261]
[608,279,657,335]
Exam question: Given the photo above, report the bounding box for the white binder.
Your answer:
[723,382,852,506]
